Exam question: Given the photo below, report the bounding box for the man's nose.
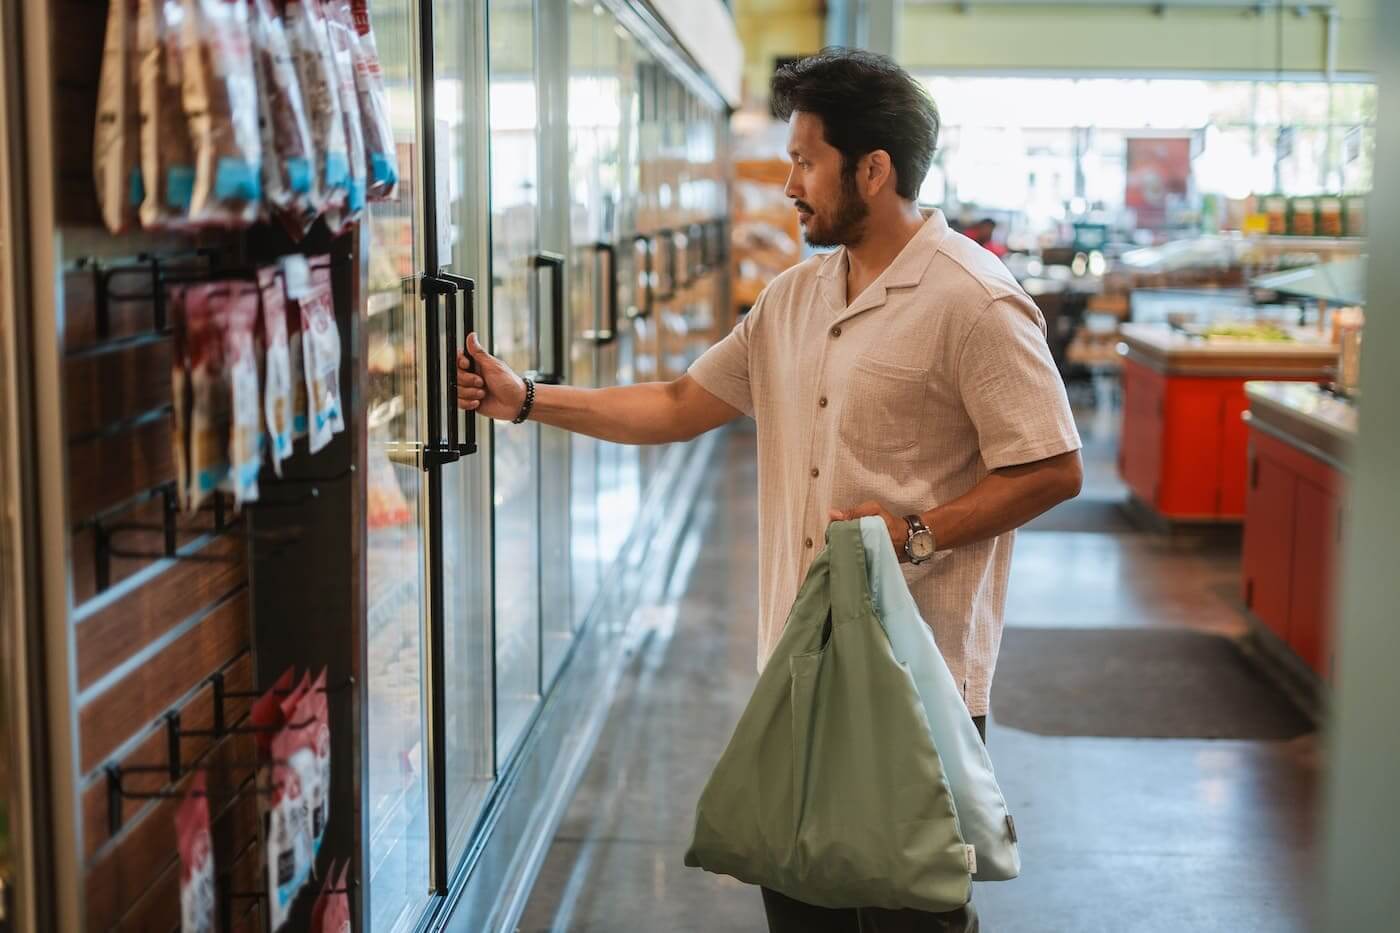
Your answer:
[783,166,802,201]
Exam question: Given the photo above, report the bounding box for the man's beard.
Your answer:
[800,171,869,248]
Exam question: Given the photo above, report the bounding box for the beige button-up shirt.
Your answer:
[688,210,1080,715]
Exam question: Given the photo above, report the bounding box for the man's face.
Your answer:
[784,112,869,248]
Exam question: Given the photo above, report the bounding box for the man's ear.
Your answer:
[859,150,895,198]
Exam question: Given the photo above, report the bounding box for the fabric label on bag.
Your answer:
[1006,814,1018,843]
[964,845,977,875]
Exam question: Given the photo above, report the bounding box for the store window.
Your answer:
[917,75,1377,238]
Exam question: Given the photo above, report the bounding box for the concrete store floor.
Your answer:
[518,413,1322,933]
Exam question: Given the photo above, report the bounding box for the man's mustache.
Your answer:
[794,200,814,214]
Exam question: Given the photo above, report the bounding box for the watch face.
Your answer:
[910,532,936,560]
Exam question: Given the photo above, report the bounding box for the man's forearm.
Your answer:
[527,381,689,445]
[919,452,1083,551]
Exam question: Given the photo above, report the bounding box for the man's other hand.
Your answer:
[828,501,908,563]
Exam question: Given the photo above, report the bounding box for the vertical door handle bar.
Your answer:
[439,272,478,456]
[629,234,654,320]
[530,252,566,384]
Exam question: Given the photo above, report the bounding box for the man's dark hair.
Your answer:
[770,47,940,201]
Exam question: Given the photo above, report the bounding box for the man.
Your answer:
[458,47,1082,933]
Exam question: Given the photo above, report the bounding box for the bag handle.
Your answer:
[824,520,872,626]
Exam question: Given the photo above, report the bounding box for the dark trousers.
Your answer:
[761,715,987,933]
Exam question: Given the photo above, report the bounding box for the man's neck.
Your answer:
[845,200,927,306]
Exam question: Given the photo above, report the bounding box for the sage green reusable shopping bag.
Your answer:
[684,520,972,912]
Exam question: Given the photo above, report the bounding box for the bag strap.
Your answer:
[824,520,872,625]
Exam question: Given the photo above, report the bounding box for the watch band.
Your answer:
[512,377,536,424]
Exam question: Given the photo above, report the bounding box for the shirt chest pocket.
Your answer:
[838,355,928,454]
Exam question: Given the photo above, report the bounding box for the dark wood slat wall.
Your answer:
[54,2,265,928]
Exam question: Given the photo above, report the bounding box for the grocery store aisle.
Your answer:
[517,415,1322,933]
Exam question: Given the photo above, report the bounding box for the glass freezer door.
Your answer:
[361,0,432,924]
[488,0,545,765]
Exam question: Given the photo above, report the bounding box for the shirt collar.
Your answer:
[817,209,950,320]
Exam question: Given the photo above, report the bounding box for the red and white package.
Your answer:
[257,266,295,473]
[176,772,215,933]
[349,0,398,200]
[266,672,315,931]
[292,669,331,858]
[249,0,320,234]
[215,282,263,507]
[183,283,231,511]
[249,667,297,759]
[178,0,263,228]
[287,256,344,453]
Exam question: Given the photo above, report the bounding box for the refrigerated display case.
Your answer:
[5,0,734,930]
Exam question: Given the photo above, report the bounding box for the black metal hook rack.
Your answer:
[219,874,359,932]
[74,248,353,352]
[103,670,356,834]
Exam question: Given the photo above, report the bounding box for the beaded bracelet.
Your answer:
[512,377,536,424]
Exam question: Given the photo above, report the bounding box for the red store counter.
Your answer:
[1242,382,1356,683]
[1117,323,1337,523]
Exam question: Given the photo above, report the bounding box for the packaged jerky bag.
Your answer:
[95,0,144,233]
[176,773,216,933]
[257,266,295,474]
[322,0,368,231]
[138,0,198,229]
[249,0,320,235]
[292,257,344,453]
[217,281,263,506]
[310,860,351,933]
[269,723,315,931]
[297,669,331,857]
[349,0,399,199]
[183,283,231,511]
[285,0,350,220]
[179,0,263,227]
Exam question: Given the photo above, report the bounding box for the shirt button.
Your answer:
[810,467,820,478]
[818,396,828,408]
[804,537,814,549]
[830,325,842,338]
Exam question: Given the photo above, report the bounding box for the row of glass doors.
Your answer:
[359,0,730,928]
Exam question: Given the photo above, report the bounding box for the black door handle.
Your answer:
[421,273,460,469]
[439,271,477,456]
[689,222,706,280]
[530,251,566,384]
[629,234,653,320]
[655,228,676,301]
[581,242,617,345]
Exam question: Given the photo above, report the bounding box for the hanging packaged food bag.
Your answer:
[95,0,144,233]
[216,281,264,507]
[183,283,232,511]
[138,0,198,229]
[258,265,295,474]
[176,772,216,933]
[349,0,399,199]
[321,0,368,232]
[249,0,321,235]
[285,0,350,223]
[178,0,263,227]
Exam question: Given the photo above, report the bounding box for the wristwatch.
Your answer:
[903,514,936,564]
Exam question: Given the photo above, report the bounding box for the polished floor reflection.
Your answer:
[519,413,1321,933]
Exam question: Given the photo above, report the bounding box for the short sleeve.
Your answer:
[957,293,1081,470]
[686,289,763,418]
